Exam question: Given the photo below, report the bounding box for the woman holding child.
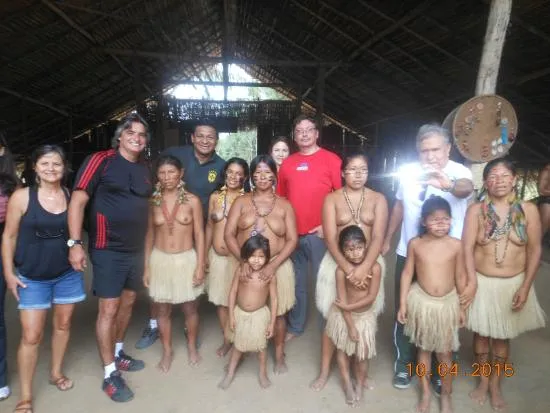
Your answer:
[224,154,297,374]
[144,155,206,372]
[311,152,388,391]
[462,158,546,411]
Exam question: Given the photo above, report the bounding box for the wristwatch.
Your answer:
[67,239,83,248]
[442,178,456,193]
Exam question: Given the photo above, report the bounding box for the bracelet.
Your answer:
[443,177,456,193]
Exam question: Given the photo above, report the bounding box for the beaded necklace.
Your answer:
[250,191,277,236]
[343,187,365,228]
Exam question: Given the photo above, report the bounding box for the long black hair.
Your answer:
[249,154,278,189]
[240,234,271,262]
[216,157,249,191]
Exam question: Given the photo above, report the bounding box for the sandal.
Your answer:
[14,400,33,413]
[49,375,74,391]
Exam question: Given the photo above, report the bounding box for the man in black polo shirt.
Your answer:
[68,113,152,403]
[135,120,225,349]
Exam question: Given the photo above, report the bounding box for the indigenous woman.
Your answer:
[311,152,388,391]
[2,145,85,413]
[0,134,19,402]
[144,155,205,372]
[462,158,545,411]
[205,157,248,357]
[225,154,297,374]
[269,136,291,172]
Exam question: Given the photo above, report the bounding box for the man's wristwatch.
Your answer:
[443,177,456,193]
[67,239,83,248]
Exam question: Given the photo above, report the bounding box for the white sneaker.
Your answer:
[0,385,10,401]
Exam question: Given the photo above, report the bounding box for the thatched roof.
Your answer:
[1,0,549,165]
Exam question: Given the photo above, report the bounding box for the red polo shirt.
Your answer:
[277,148,342,235]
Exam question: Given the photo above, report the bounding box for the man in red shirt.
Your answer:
[277,114,342,339]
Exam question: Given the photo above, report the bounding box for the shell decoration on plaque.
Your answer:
[443,95,518,163]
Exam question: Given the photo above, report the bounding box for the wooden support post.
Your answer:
[133,55,142,111]
[68,116,74,165]
[316,66,325,143]
[471,0,512,192]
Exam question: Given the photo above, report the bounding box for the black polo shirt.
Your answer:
[162,145,225,218]
[74,149,152,252]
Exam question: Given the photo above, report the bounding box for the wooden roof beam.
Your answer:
[0,86,68,116]
[301,0,436,99]
[41,0,152,94]
[99,48,342,67]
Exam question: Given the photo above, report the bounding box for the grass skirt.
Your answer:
[404,283,460,353]
[226,305,270,352]
[206,249,235,306]
[325,306,377,360]
[149,248,204,304]
[275,259,296,316]
[467,272,546,339]
[315,252,386,319]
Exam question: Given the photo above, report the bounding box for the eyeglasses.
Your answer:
[344,169,368,176]
[295,127,317,135]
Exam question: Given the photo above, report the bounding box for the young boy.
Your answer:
[219,234,277,389]
[325,225,381,407]
[398,196,466,413]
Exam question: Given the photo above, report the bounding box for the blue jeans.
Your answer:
[287,234,327,335]
[17,269,86,310]
[0,257,7,388]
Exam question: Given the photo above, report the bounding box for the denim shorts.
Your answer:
[17,268,86,310]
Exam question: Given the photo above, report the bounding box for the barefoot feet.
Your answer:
[469,381,489,405]
[344,383,358,408]
[489,384,507,411]
[440,394,453,413]
[284,332,298,342]
[417,391,431,413]
[157,351,174,373]
[188,348,202,366]
[310,374,329,392]
[218,373,234,390]
[259,373,272,389]
[216,342,232,358]
[274,357,288,375]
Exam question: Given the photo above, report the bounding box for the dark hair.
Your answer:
[341,151,368,172]
[193,119,218,139]
[482,157,516,180]
[292,114,320,132]
[269,136,291,154]
[155,154,183,174]
[112,112,151,148]
[419,196,452,235]
[249,154,278,186]
[31,144,69,186]
[338,225,367,252]
[240,234,271,262]
[0,132,19,196]
[217,157,249,191]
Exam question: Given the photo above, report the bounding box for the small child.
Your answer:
[397,196,466,413]
[219,234,277,389]
[325,225,381,407]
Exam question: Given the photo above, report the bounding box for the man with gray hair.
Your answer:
[381,123,474,392]
[68,112,152,402]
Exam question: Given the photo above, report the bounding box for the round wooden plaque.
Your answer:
[443,95,518,163]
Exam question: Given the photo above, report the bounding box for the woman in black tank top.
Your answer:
[1,145,85,412]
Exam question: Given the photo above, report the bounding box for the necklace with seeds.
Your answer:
[490,212,512,266]
[343,187,365,228]
[161,197,181,236]
[250,191,277,236]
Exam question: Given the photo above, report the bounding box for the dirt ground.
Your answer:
[1,251,549,413]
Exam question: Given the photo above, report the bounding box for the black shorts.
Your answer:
[90,249,144,298]
[539,196,550,205]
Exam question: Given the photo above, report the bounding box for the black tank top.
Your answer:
[14,187,71,280]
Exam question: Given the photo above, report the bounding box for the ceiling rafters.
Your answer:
[41,0,152,94]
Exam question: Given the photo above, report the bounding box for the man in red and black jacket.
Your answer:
[68,113,152,403]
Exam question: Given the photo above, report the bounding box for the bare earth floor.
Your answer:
[1,251,549,413]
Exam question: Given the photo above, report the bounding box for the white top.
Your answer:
[395,160,473,257]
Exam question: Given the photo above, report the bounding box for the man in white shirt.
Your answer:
[382,124,474,392]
